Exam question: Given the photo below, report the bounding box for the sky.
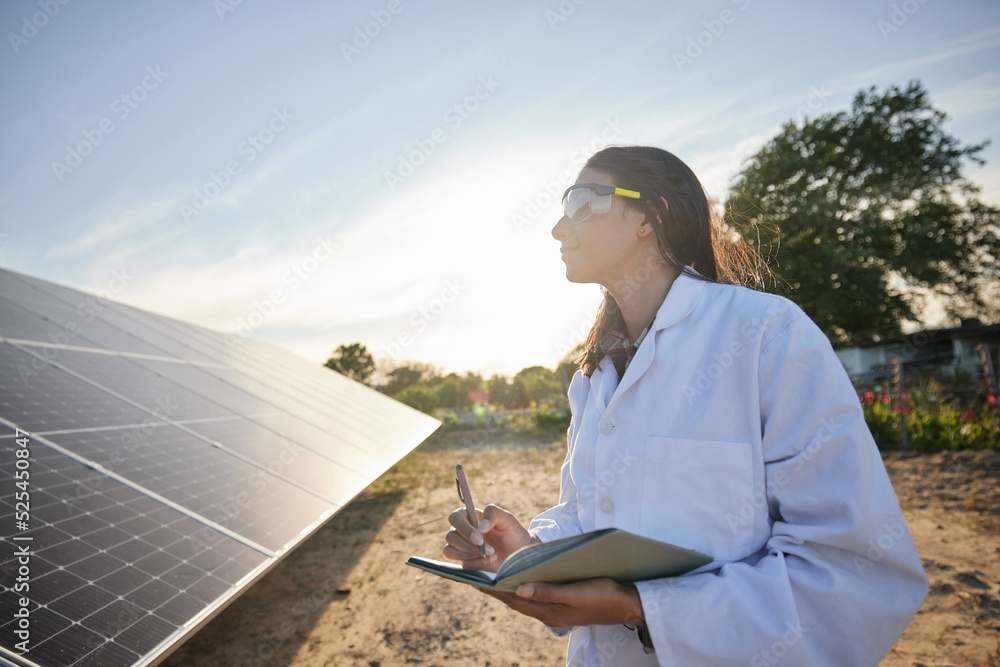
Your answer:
[1,0,998,378]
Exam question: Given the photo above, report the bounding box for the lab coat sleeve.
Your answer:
[528,371,586,544]
[635,308,928,667]
[527,448,584,543]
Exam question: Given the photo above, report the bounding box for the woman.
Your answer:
[444,146,927,666]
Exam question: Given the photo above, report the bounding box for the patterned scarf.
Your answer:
[598,317,655,382]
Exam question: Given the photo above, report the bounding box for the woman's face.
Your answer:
[551,167,647,288]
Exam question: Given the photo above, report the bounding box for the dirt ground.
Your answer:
[161,430,1000,667]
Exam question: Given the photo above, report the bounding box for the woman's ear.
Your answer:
[657,196,670,222]
[639,196,670,237]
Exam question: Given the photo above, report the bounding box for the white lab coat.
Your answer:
[529,272,927,667]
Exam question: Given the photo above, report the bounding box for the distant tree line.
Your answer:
[324,342,579,414]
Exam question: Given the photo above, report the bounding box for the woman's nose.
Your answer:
[551,215,571,240]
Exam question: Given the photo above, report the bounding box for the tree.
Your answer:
[379,361,437,395]
[557,342,585,390]
[514,365,564,405]
[324,343,374,384]
[393,384,438,414]
[486,373,514,408]
[430,373,470,409]
[727,80,1000,346]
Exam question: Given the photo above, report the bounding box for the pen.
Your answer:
[455,464,486,558]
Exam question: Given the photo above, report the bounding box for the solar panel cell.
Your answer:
[78,638,140,667]
[48,585,116,620]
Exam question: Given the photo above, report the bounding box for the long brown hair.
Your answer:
[576,145,768,377]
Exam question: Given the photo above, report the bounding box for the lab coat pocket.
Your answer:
[640,437,755,563]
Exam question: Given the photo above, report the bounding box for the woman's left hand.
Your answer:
[479,578,645,629]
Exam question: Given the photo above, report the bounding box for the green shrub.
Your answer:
[862,402,999,451]
[392,384,438,414]
[862,402,900,449]
[532,408,572,430]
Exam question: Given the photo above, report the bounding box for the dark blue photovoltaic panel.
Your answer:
[0,297,99,350]
[1,271,212,364]
[228,360,406,454]
[128,357,279,418]
[229,343,423,446]
[0,282,166,357]
[182,417,373,500]
[0,273,81,324]
[0,266,440,667]
[0,437,268,667]
[248,412,391,475]
[0,343,168,434]
[45,426,334,552]
[50,350,236,423]
[73,301,218,364]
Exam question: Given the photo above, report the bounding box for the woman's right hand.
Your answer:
[443,504,538,572]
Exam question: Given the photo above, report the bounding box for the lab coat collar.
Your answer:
[649,269,707,333]
[593,270,707,412]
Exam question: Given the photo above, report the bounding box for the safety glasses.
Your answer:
[561,183,641,224]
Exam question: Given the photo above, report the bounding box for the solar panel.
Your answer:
[0,267,440,667]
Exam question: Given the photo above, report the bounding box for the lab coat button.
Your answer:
[599,497,614,513]
[598,419,613,435]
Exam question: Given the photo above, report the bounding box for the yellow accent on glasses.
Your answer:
[561,183,641,224]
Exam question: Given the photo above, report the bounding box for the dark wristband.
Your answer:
[623,622,656,654]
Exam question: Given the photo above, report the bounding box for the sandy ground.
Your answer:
[160,430,1000,667]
